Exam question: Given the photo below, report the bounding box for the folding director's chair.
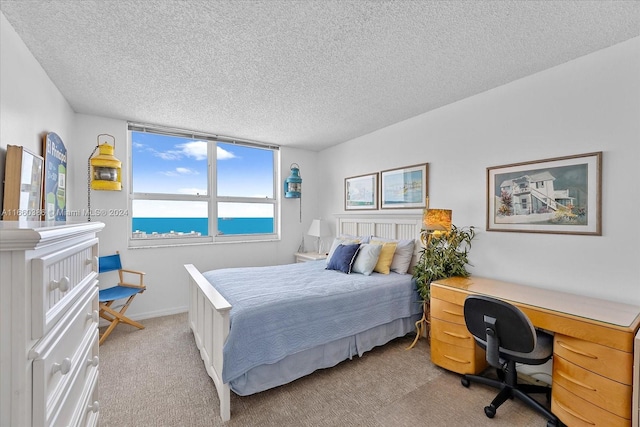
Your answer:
[98,252,147,345]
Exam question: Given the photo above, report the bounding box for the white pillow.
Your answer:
[351,244,383,276]
[339,234,370,244]
[370,237,415,275]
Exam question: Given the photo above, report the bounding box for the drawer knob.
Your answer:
[443,309,463,317]
[557,341,598,359]
[87,310,99,323]
[554,400,595,425]
[52,357,72,375]
[50,276,70,292]
[443,354,470,364]
[87,401,100,413]
[557,371,597,391]
[87,356,99,367]
[443,331,470,340]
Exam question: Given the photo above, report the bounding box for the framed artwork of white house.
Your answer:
[487,152,602,235]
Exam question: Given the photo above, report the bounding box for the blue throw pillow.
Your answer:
[326,243,361,274]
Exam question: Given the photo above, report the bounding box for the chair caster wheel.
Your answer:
[546,420,557,427]
[484,405,496,418]
[461,377,470,388]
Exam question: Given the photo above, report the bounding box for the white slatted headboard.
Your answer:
[335,214,424,269]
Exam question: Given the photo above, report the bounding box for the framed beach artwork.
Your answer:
[42,132,67,221]
[345,173,378,210]
[380,163,428,209]
[487,152,602,235]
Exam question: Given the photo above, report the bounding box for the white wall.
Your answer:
[319,37,640,305]
[1,12,321,320]
[0,12,76,208]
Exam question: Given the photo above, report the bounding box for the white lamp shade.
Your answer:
[307,219,329,237]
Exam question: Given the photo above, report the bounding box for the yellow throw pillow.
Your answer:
[372,241,397,274]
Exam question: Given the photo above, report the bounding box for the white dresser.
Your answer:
[0,221,104,427]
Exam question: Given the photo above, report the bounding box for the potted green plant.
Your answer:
[408,225,475,347]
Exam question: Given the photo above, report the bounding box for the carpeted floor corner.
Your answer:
[99,313,549,426]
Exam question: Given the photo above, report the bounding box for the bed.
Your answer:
[184,215,423,421]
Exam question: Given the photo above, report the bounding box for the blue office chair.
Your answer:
[461,295,558,426]
[98,252,146,345]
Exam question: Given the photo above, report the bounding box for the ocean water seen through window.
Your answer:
[129,124,278,245]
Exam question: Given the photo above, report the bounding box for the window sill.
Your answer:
[128,234,280,249]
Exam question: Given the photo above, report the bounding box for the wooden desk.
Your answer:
[430,276,640,427]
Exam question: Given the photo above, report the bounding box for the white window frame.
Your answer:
[127,123,280,248]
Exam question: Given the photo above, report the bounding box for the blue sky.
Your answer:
[131,132,274,217]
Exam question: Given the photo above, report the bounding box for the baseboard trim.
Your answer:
[99,306,188,327]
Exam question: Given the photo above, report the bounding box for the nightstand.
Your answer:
[294,252,328,263]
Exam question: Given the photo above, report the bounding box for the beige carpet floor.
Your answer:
[99,313,550,426]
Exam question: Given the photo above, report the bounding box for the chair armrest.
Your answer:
[120,268,146,276]
[118,282,146,290]
[118,268,146,287]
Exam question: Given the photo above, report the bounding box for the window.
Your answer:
[128,124,278,246]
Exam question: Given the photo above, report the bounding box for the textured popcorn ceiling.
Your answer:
[1,1,639,150]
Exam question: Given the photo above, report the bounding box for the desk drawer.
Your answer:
[553,382,630,427]
[431,298,465,325]
[553,355,631,419]
[32,238,99,339]
[431,338,487,375]
[554,334,633,385]
[431,318,475,349]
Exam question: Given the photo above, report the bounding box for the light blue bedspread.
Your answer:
[202,261,421,385]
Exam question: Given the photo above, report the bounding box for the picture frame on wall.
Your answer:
[345,173,378,210]
[487,152,602,235]
[380,163,428,209]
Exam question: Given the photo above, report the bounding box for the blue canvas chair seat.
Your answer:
[99,285,143,302]
[98,252,147,345]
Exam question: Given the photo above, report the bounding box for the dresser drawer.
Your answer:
[553,355,632,418]
[554,334,633,385]
[430,338,487,375]
[32,238,99,339]
[431,298,465,325]
[77,370,100,427]
[31,285,99,426]
[431,318,476,349]
[552,382,630,427]
[78,372,100,427]
[59,331,100,427]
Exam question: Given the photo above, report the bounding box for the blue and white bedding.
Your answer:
[202,260,421,395]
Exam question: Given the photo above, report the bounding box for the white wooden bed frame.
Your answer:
[184,214,422,421]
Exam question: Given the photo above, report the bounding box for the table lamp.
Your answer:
[307,219,329,254]
[421,208,452,246]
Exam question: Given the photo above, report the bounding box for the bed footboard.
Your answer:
[184,264,232,421]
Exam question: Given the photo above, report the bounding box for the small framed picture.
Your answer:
[42,132,67,221]
[1,145,44,221]
[345,173,378,210]
[380,163,428,209]
[487,152,602,235]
